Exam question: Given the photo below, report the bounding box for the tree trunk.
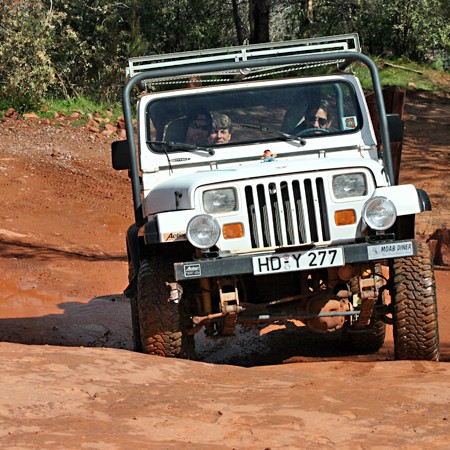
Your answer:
[305,0,313,22]
[249,0,271,43]
[303,0,314,37]
[232,0,245,45]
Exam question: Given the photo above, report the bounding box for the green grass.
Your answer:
[39,97,123,122]
[352,57,450,92]
[0,95,122,122]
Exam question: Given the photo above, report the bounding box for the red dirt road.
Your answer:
[0,90,449,448]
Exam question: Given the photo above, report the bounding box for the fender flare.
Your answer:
[417,188,432,212]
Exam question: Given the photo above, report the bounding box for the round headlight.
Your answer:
[186,214,221,249]
[362,197,397,230]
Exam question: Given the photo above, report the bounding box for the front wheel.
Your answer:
[127,251,142,352]
[390,243,439,361]
[137,255,195,358]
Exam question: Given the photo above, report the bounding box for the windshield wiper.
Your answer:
[148,140,215,155]
[240,123,306,146]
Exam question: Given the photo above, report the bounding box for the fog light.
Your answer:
[335,209,356,226]
[362,197,396,230]
[223,223,244,239]
[186,214,221,249]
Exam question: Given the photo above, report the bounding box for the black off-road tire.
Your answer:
[127,253,143,352]
[390,243,439,361]
[137,255,195,358]
[344,264,386,353]
[129,295,143,352]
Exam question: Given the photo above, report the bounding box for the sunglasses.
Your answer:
[307,115,328,127]
[189,121,209,131]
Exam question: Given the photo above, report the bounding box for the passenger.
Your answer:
[185,109,212,145]
[208,112,232,145]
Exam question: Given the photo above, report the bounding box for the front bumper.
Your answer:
[174,239,417,281]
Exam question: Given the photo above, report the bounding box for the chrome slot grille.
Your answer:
[244,176,330,249]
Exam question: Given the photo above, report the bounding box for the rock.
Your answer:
[443,247,450,266]
[88,125,100,133]
[101,124,117,137]
[428,228,450,266]
[23,112,39,119]
[5,108,17,118]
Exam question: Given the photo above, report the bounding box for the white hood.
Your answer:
[143,157,386,215]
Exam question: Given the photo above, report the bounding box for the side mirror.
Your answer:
[387,114,404,143]
[111,140,130,170]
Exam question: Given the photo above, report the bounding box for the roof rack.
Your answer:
[126,33,361,78]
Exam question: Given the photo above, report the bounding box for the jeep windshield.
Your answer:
[146,79,362,151]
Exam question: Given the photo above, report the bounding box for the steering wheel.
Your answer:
[296,127,330,137]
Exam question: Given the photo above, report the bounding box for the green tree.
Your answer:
[0,0,57,111]
[134,0,236,54]
[1,0,448,112]
[389,0,449,59]
[312,0,449,60]
[49,0,130,102]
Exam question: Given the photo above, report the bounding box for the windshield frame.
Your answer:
[145,77,363,153]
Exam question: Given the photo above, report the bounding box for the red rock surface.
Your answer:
[0,90,448,448]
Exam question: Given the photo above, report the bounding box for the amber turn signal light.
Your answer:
[222,223,244,239]
[335,209,356,226]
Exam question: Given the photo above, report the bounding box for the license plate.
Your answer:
[252,247,344,275]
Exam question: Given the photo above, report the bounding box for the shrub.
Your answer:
[0,1,58,112]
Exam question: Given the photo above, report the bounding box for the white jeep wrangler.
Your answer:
[112,34,439,361]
